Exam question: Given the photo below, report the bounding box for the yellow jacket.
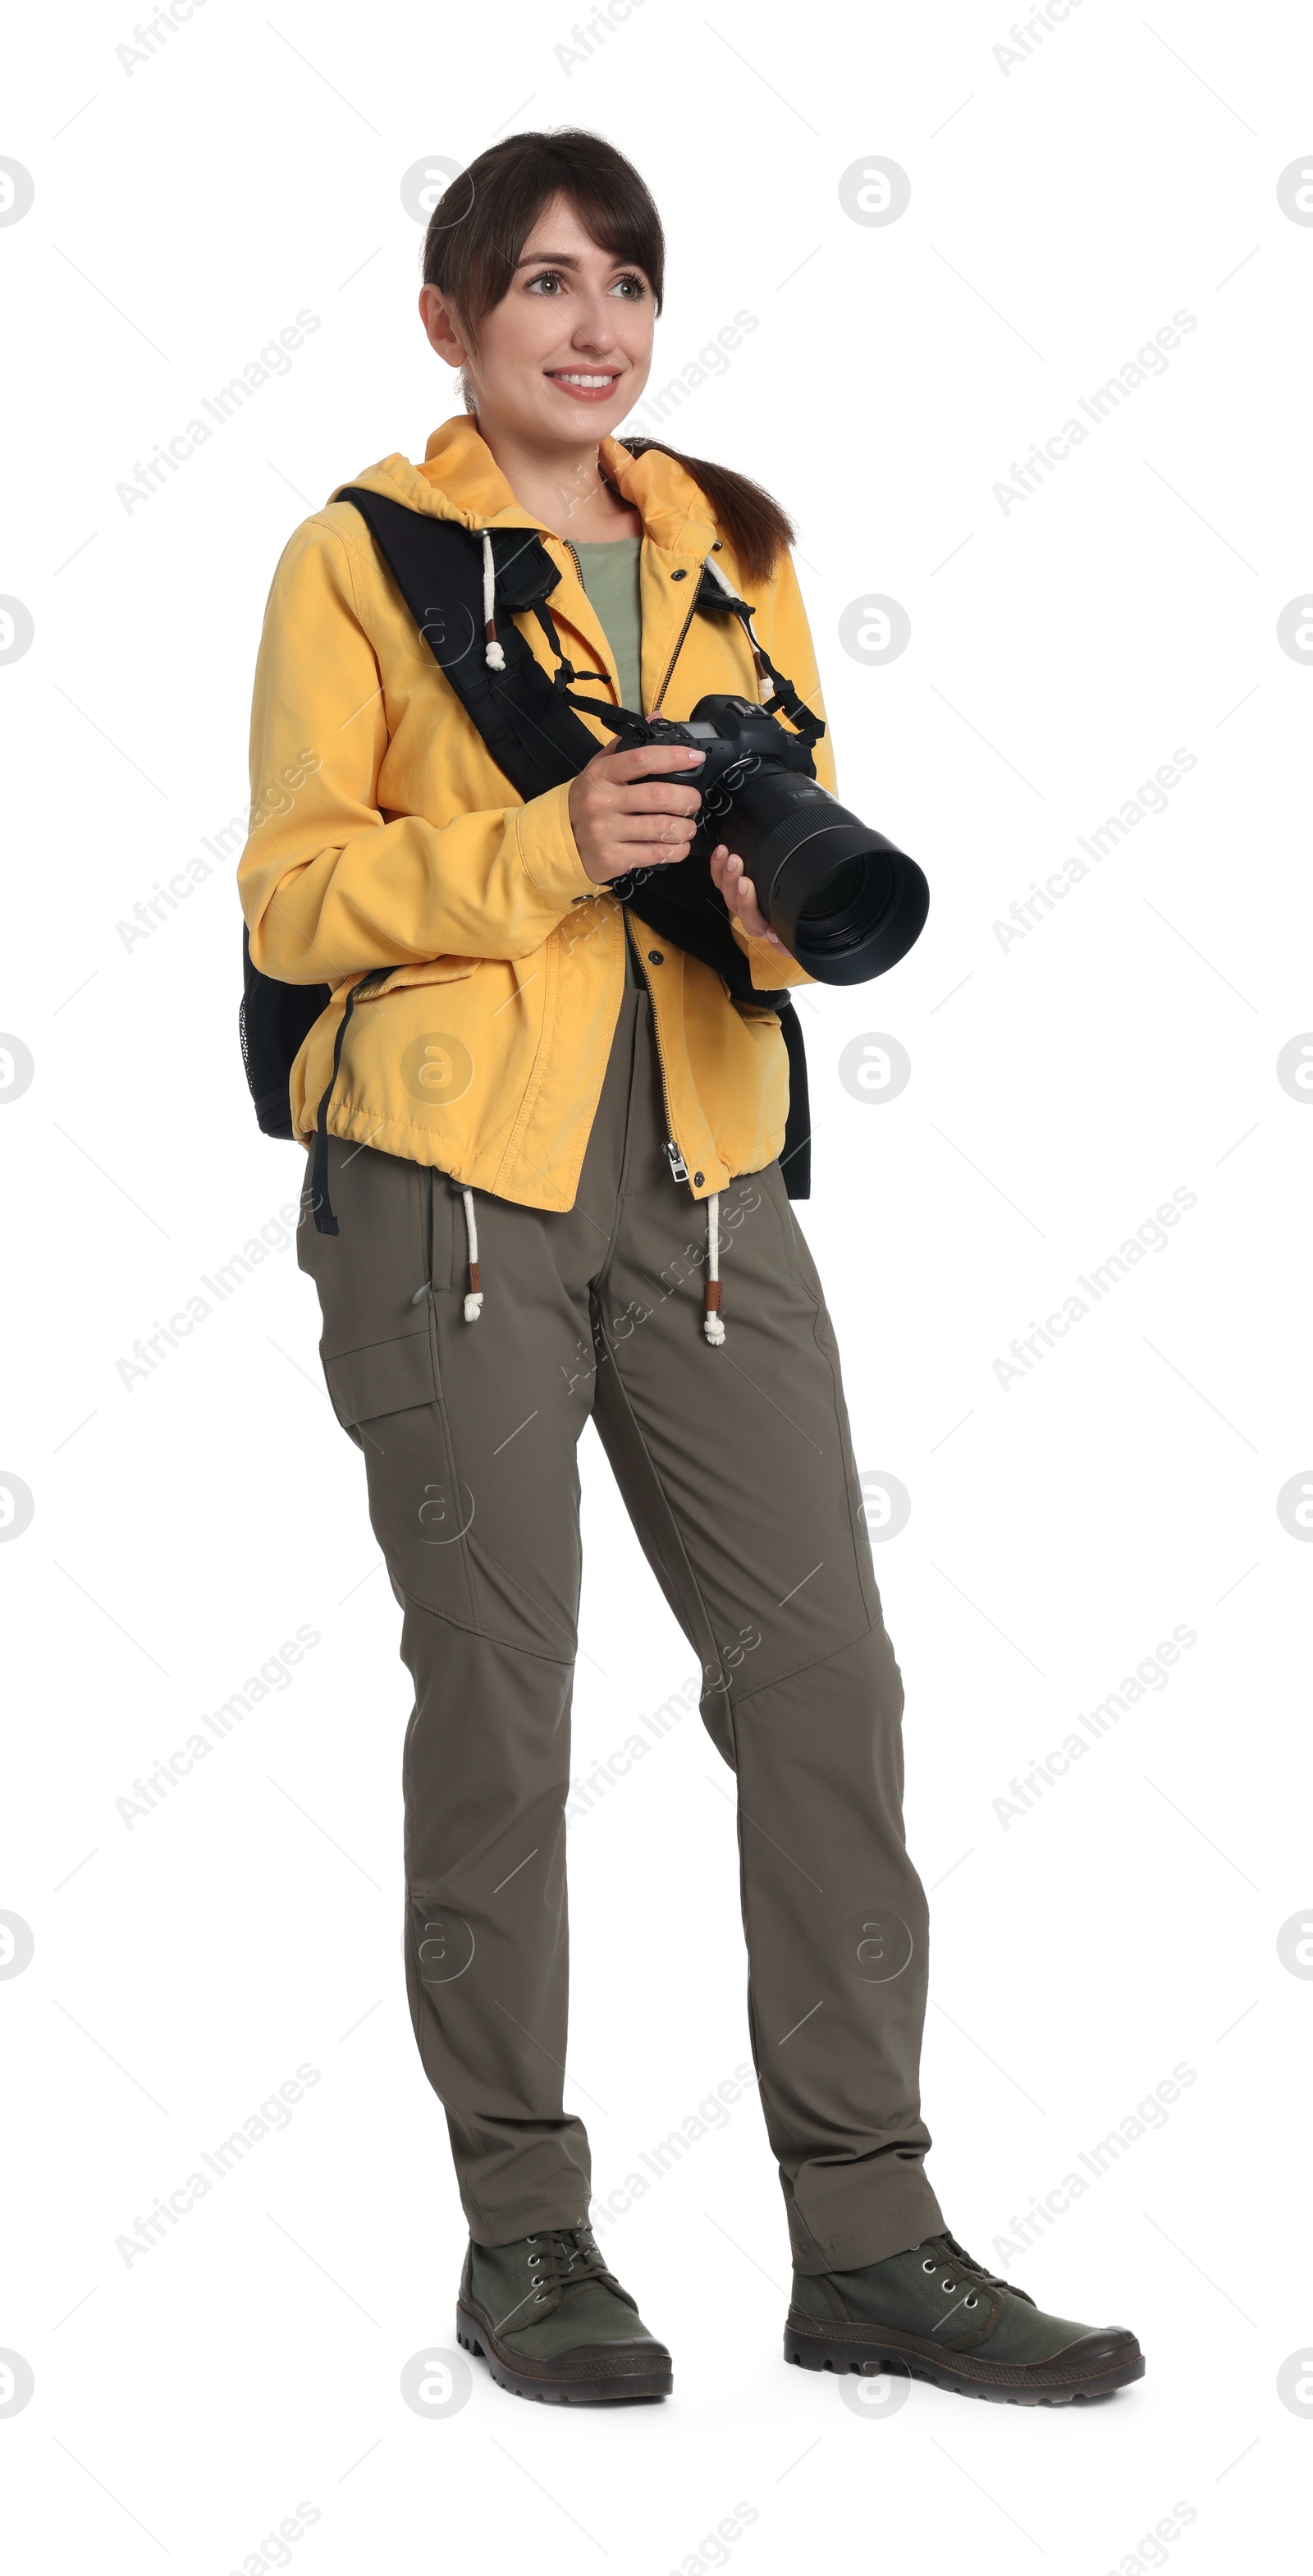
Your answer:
[237,415,833,1209]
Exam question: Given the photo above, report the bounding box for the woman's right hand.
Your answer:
[568,743,706,886]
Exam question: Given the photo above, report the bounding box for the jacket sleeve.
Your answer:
[728,543,836,991]
[237,516,597,984]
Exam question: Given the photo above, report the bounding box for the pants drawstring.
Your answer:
[408,1180,483,1317]
[421,1171,713,1339]
[461,1186,484,1321]
[703,1189,725,1344]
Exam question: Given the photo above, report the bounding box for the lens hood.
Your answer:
[726,774,930,985]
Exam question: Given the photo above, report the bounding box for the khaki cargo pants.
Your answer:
[297,988,943,2272]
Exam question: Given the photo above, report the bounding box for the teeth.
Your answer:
[553,373,615,387]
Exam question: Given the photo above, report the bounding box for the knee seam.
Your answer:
[395,1583,575,1670]
[727,1616,881,1711]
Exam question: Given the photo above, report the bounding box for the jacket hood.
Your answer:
[330,414,719,557]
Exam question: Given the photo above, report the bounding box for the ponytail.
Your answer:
[616,438,794,589]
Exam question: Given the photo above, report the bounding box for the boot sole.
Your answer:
[783,2311,1145,2406]
[456,2301,673,2405]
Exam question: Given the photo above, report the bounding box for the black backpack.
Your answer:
[238,488,812,1218]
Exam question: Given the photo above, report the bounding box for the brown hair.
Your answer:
[422,130,794,585]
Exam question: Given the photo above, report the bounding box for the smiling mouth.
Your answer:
[546,368,624,399]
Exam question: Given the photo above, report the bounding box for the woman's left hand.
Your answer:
[710,843,784,947]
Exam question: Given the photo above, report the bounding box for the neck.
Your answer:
[473,411,641,542]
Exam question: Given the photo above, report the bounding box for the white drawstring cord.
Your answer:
[461,1186,483,1321]
[704,550,773,699]
[481,529,506,672]
[703,552,739,601]
[408,1182,483,1317]
[703,1190,725,1344]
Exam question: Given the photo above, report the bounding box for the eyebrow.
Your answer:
[513,249,644,273]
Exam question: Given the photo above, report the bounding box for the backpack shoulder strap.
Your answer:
[335,487,602,800]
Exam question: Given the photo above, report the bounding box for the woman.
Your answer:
[237,129,1141,2409]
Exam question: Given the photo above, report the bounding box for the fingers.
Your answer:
[615,782,704,818]
[568,744,705,878]
[602,743,705,784]
[606,814,698,850]
[710,843,782,943]
[713,844,753,899]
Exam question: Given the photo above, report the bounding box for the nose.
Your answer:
[570,292,620,355]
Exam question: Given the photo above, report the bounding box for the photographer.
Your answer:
[236,126,1141,2409]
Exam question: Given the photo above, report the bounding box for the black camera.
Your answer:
[630,694,929,987]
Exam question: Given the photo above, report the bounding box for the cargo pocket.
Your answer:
[326,1325,478,1630]
[323,1327,438,1439]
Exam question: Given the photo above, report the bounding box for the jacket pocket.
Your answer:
[351,956,479,1001]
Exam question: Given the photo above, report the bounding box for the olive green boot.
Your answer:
[785,2230,1144,2405]
[456,2224,673,2404]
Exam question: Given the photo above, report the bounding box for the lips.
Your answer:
[546,369,624,403]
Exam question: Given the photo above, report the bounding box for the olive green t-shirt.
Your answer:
[570,538,644,990]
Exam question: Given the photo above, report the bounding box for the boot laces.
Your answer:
[524,2226,634,2308]
[917,2230,1036,2308]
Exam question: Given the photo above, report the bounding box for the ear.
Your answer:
[419,285,468,373]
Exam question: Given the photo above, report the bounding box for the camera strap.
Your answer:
[687,556,827,753]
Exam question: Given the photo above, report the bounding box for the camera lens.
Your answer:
[671,697,930,987]
[726,780,928,983]
[787,836,927,982]
[796,855,889,954]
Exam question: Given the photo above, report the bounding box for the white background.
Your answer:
[2,1,1311,2567]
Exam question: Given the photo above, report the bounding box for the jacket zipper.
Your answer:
[563,539,705,714]
[639,956,699,1190]
[560,536,620,704]
[567,537,709,1185]
[645,552,714,1185]
[651,556,710,713]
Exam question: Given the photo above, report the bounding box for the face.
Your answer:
[421,193,655,445]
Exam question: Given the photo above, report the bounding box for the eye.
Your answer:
[611,272,647,300]
[526,268,566,296]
